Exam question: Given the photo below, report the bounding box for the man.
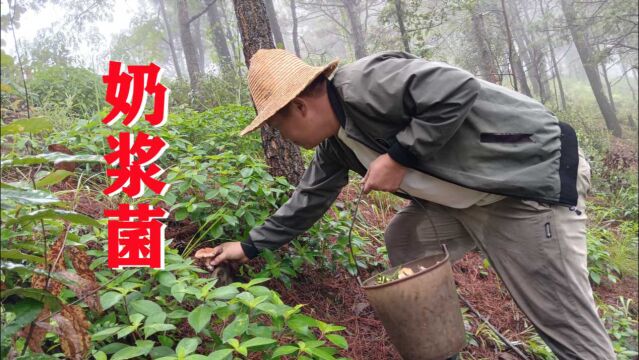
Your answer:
[195,49,615,359]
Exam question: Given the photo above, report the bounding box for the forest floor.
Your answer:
[257,184,638,360]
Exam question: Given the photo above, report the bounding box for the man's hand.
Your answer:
[362,154,408,194]
[194,242,249,269]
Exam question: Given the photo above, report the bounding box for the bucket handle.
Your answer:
[346,185,446,287]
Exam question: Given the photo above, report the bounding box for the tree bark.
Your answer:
[471,9,499,84]
[560,0,621,137]
[342,0,367,59]
[233,0,305,185]
[263,0,285,48]
[177,0,202,94]
[290,0,301,57]
[159,0,183,80]
[206,0,233,70]
[394,0,410,53]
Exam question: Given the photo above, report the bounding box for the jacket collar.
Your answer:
[327,79,346,128]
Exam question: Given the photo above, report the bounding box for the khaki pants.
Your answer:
[384,150,615,359]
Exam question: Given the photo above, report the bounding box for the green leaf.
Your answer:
[227,338,247,357]
[242,277,270,289]
[92,326,123,341]
[100,291,123,310]
[317,321,346,334]
[0,152,105,166]
[240,168,253,178]
[3,298,43,338]
[0,287,62,312]
[175,208,188,221]
[117,325,137,339]
[176,337,201,357]
[145,311,167,325]
[144,323,176,339]
[222,214,238,226]
[35,170,73,188]
[149,346,175,359]
[326,334,348,349]
[171,282,187,302]
[0,188,60,206]
[8,209,100,226]
[135,339,155,355]
[207,348,233,360]
[1,117,52,136]
[92,350,107,360]
[188,305,213,333]
[0,249,44,264]
[185,355,209,360]
[111,346,148,360]
[208,285,238,300]
[304,347,336,360]
[157,271,177,287]
[241,337,276,348]
[287,314,317,336]
[271,345,298,357]
[167,309,190,319]
[222,313,248,342]
[130,299,163,317]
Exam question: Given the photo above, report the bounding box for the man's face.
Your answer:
[266,98,327,149]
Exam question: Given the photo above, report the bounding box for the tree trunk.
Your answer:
[471,10,499,84]
[290,0,301,57]
[394,0,410,53]
[233,0,305,185]
[177,0,202,94]
[500,0,517,91]
[560,0,621,137]
[342,0,367,59]
[598,53,617,114]
[159,0,184,80]
[219,0,239,61]
[510,0,545,100]
[621,62,637,104]
[193,16,206,72]
[538,0,566,109]
[263,0,285,48]
[518,0,550,102]
[512,48,531,96]
[206,0,233,71]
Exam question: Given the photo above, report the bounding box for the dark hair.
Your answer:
[273,75,327,119]
[299,75,327,98]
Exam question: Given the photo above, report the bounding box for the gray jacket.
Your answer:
[241,51,579,258]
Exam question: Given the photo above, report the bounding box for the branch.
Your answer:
[187,0,217,26]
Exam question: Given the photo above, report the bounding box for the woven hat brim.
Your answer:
[239,58,340,137]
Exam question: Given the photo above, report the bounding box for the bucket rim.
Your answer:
[360,246,451,289]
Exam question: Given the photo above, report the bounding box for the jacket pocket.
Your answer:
[480,133,534,143]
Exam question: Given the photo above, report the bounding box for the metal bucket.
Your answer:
[361,245,465,360]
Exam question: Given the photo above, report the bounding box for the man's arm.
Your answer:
[241,138,349,259]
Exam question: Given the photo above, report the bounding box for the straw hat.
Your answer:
[239,49,339,136]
